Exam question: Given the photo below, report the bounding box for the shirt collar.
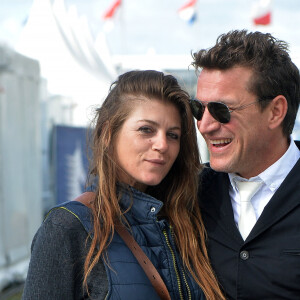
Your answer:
[229,138,300,192]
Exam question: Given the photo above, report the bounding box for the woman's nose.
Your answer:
[152,133,168,152]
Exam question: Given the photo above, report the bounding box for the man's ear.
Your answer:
[268,95,288,130]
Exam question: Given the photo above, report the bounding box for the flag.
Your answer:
[103,0,122,20]
[178,0,197,25]
[252,0,272,26]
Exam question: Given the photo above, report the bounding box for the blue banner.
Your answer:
[54,125,90,204]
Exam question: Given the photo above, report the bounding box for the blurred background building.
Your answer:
[1,0,300,294]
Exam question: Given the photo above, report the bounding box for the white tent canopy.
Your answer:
[16,0,117,125]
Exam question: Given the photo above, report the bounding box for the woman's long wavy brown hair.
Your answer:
[85,70,224,299]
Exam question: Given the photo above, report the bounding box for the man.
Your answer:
[190,30,300,299]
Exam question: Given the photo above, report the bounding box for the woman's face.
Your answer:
[115,99,181,191]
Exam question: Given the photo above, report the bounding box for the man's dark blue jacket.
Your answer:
[198,141,300,299]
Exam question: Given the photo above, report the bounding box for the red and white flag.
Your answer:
[252,0,272,26]
[178,0,197,25]
[103,0,122,20]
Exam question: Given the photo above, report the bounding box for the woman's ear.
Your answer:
[268,95,288,130]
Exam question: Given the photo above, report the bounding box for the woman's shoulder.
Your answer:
[28,202,92,260]
[44,201,92,233]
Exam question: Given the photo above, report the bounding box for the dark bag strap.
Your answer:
[74,192,171,300]
[114,219,171,300]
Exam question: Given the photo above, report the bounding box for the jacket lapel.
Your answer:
[200,169,243,246]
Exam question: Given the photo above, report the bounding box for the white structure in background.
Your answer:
[15,0,119,210]
[0,0,118,291]
[0,44,42,291]
[51,0,117,82]
[16,0,117,126]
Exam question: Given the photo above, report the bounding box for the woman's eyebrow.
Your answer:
[137,119,181,130]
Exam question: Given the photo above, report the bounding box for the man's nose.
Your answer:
[197,107,221,134]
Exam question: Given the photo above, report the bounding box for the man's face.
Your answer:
[196,67,274,179]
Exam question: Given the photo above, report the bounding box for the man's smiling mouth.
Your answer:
[210,139,232,147]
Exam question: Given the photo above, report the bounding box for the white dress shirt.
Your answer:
[228,139,300,226]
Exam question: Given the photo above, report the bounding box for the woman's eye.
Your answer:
[167,132,179,140]
[138,126,153,134]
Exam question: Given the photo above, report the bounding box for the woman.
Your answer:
[22,70,224,299]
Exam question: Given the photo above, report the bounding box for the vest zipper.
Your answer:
[163,229,184,300]
[181,267,191,300]
[163,227,191,300]
[170,227,192,300]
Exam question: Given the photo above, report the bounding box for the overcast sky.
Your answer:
[1,0,300,59]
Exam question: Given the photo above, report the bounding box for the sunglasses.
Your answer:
[189,99,266,124]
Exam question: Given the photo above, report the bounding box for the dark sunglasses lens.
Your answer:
[208,102,230,123]
[190,100,204,120]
